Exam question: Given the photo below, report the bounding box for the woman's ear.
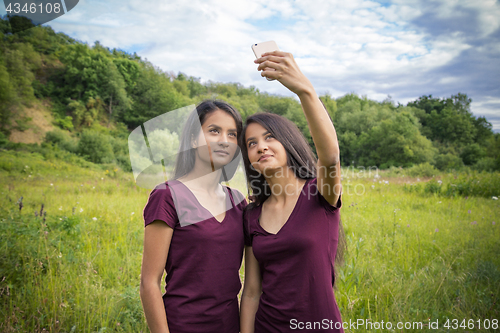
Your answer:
[191,136,197,149]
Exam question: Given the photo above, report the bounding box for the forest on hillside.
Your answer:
[1,16,499,172]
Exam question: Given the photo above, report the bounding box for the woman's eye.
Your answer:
[229,132,237,138]
[209,129,219,134]
[266,134,274,140]
[248,142,255,148]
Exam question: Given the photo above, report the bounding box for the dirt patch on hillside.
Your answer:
[9,100,55,144]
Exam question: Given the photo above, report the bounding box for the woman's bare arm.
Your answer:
[140,221,174,333]
[240,246,262,333]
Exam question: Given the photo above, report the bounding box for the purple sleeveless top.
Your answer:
[244,178,344,333]
[143,180,247,333]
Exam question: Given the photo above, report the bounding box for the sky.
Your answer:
[2,0,500,132]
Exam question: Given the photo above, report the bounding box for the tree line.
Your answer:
[0,16,498,172]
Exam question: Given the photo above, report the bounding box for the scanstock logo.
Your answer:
[3,0,79,32]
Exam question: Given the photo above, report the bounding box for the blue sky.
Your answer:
[2,0,499,131]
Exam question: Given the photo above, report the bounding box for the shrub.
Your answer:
[460,143,486,165]
[473,157,498,172]
[44,129,77,153]
[116,154,132,172]
[77,130,115,164]
[54,115,74,131]
[443,171,500,198]
[424,179,442,194]
[405,162,438,178]
[434,153,463,171]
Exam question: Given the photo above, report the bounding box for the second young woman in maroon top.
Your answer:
[239,51,346,332]
[141,100,247,333]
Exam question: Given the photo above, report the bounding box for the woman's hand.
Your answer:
[254,51,314,97]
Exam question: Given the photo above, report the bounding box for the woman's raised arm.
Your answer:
[254,51,341,206]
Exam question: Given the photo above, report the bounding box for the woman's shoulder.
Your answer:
[302,177,342,212]
[148,181,176,199]
[143,181,178,228]
[223,185,248,207]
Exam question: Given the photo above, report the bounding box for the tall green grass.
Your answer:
[1,152,499,332]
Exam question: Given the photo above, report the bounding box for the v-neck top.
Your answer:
[143,180,247,333]
[244,178,344,333]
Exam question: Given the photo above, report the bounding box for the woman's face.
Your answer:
[193,109,238,169]
[244,122,288,175]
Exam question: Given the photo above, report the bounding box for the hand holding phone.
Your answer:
[251,41,279,81]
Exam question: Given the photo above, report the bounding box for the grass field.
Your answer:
[1,150,499,332]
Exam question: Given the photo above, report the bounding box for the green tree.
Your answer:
[122,62,187,128]
[0,61,15,134]
[357,112,436,167]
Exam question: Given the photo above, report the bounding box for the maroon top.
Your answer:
[143,180,247,333]
[244,178,344,333]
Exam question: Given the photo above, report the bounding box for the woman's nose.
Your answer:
[218,133,230,146]
[256,141,268,153]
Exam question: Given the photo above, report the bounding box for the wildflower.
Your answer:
[92,186,95,189]
[25,165,29,168]
[28,175,31,178]
[438,201,441,204]
[50,183,53,186]
[407,224,410,227]
[435,228,439,232]
[79,208,83,213]
[58,206,62,210]
[437,180,442,185]
[471,221,477,225]
[493,222,496,225]
[493,196,498,200]
[371,185,375,189]
[417,178,420,182]
[101,177,104,180]
[92,217,97,221]
[131,212,135,215]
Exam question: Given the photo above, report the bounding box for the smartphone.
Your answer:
[251,41,279,81]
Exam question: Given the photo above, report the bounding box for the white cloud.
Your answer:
[1,0,498,129]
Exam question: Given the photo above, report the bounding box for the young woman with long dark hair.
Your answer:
[240,52,346,333]
[140,100,247,333]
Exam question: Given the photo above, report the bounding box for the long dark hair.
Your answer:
[239,112,316,208]
[239,112,346,282]
[173,100,243,182]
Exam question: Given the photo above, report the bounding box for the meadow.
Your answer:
[1,150,499,332]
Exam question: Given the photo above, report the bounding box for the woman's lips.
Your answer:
[259,154,272,161]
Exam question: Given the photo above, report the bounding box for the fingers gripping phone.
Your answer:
[252,41,279,81]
